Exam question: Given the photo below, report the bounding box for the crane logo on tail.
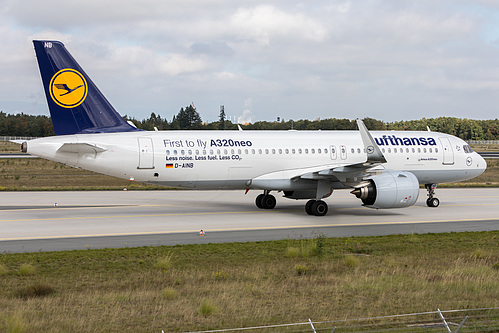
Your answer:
[49,69,87,108]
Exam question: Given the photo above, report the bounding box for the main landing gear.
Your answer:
[255,193,328,216]
[425,183,440,207]
[255,191,276,209]
[305,200,328,216]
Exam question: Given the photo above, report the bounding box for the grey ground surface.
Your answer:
[1,188,498,253]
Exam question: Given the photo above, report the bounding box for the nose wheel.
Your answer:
[425,184,439,207]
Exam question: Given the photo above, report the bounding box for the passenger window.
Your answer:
[251,149,255,154]
[279,149,282,154]
[210,149,214,154]
[166,150,170,155]
[195,150,199,155]
[305,149,308,154]
[286,149,289,154]
[318,148,321,154]
[272,149,276,154]
[423,148,426,153]
[388,148,391,153]
[351,148,354,153]
[292,149,296,154]
[412,148,415,153]
[429,148,432,153]
[311,149,315,154]
[435,148,438,153]
[265,149,269,154]
[394,148,397,153]
[245,149,248,154]
[357,148,361,153]
[181,150,185,155]
[258,149,262,154]
[324,148,328,154]
[418,148,421,153]
[382,148,385,153]
[298,149,302,154]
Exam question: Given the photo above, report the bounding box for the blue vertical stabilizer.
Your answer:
[33,40,140,135]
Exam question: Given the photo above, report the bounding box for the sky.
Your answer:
[1,0,499,124]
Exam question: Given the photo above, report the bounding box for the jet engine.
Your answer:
[351,170,419,209]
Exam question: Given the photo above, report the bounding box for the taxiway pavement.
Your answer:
[1,188,498,252]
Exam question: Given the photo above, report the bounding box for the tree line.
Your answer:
[1,108,498,140]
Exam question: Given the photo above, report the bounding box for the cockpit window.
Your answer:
[463,145,474,154]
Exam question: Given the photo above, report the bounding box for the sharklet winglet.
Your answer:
[356,118,387,164]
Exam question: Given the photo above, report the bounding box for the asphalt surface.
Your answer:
[1,188,498,253]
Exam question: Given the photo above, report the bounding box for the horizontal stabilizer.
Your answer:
[57,142,107,154]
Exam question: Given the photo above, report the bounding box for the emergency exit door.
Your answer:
[138,137,154,169]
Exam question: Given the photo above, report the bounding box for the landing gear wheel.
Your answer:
[255,194,265,209]
[426,197,440,207]
[305,200,316,215]
[311,200,328,216]
[425,184,439,208]
[260,194,276,209]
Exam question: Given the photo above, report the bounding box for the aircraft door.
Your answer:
[330,145,337,160]
[439,137,454,165]
[137,137,154,169]
[340,145,347,160]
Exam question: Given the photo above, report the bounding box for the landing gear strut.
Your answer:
[425,183,440,207]
[255,191,276,209]
[305,199,328,216]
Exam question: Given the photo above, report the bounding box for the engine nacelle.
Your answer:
[351,171,419,209]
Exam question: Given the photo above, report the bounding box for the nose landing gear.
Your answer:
[425,184,440,207]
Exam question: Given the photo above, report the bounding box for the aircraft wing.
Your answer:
[251,119,387,190]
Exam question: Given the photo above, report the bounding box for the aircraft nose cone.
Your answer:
[474,153,487,177]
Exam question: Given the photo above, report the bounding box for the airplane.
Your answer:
[22,40,487,216]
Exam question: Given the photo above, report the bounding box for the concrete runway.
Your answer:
[1,188,498,253]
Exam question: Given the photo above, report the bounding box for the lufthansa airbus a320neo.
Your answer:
[23,40,486,216]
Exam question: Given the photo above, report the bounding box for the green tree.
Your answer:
[219,106,226,130]
[175,105,202,130]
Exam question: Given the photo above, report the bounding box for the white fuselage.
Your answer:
[26,130,486,191]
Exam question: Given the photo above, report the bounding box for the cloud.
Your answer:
[1,0,499,122]
[229,5,327,46]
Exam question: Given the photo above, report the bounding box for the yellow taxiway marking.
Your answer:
[1,201,498,223]
[0,204,173,213]
[1,217,498,241]
[0,209,282,223]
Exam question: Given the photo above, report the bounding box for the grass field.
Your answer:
[1,141,498,190]
[1,232,498,332]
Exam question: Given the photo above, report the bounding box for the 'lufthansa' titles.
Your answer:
[374,135,436,146]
